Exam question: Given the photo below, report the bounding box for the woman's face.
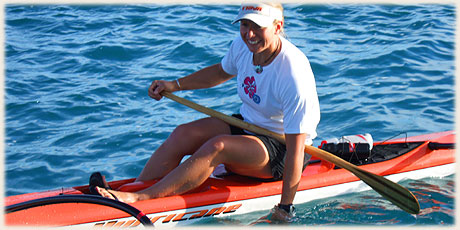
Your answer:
[239,19,279,54]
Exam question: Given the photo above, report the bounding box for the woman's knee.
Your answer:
[206,136,228,153]
[170,122,203,142]
[196,135,236,164]
[170,118,229,142]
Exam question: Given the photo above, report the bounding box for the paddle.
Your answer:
[160,91,421,215]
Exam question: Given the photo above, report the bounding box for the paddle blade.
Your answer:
[353,167,420,214]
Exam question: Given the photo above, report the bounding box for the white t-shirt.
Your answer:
[221,35,320,145]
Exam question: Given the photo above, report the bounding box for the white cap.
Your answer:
[232,3,283,28]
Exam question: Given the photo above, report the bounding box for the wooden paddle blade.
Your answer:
[352,167,420,214]
[304,145,421,214]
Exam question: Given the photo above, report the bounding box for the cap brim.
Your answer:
[232,13,274,28]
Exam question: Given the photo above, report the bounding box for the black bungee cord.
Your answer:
[5,194,153,227]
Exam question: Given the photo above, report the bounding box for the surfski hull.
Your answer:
[5,131,455,227]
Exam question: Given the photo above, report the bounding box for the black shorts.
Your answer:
[229,114,311,181]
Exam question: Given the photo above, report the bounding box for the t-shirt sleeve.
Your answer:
[278,54,320,136]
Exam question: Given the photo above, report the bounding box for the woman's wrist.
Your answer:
[277,203,295,214]
[175,79,181,91]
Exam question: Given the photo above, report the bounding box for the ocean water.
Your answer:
[4,3,455,226]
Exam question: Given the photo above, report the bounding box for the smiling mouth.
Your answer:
[248,40,259,45]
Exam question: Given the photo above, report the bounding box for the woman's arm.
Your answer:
[273,133,306,220]
[148,63,234,100]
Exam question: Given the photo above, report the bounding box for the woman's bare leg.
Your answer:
[136,117,232,182]
[98,134,273,203]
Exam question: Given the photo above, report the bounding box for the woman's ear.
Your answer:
[275,21,284,35]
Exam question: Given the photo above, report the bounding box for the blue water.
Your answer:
[5,4,455,226]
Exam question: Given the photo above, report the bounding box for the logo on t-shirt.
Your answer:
[243,76,261,104]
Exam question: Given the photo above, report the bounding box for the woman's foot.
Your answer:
[95,186,142,203]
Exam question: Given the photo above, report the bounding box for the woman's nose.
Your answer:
[247,27,256,38]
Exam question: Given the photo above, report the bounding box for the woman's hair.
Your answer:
[266,2,286,37]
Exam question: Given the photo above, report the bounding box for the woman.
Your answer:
[95,2,320,220]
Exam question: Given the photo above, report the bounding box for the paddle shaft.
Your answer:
[160,91,420,214]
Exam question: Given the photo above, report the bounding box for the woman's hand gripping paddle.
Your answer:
[160,91,420,214]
